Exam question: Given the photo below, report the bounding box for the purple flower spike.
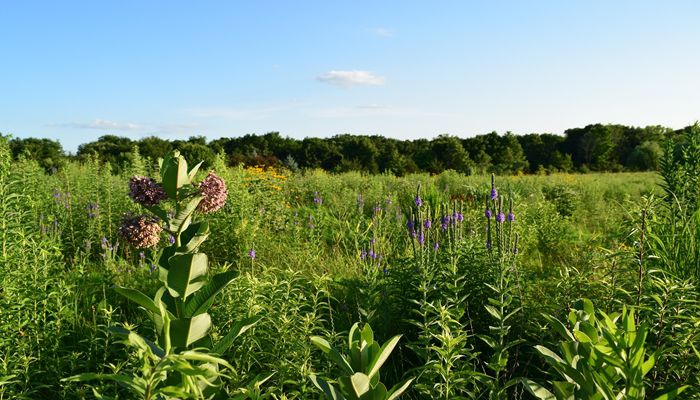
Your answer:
[508,212,515,222]
[496,212,505,223]
[415,196,423,207]
[490,187,498,201]
[360,250,367,260]
[433,242,439,251]
[248,249,256,259]
[485,209,493,219]
[128,176,167,206]
[424,219,432,229]
[198,172,228,213]
[486,240,492,250]
[418,231,425,245]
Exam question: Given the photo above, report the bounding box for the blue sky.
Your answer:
[2,1,699,152]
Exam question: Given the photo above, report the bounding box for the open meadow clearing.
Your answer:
[2,135,700,399]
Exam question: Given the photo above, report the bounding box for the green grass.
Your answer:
[1,148,697,399]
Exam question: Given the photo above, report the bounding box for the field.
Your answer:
[1,140,699,399]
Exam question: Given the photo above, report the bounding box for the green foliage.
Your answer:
[521,299,687,400]
[310,323,413,400]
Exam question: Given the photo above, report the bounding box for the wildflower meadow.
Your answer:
[2,133,700,399]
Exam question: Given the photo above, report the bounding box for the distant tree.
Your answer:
[626,141,663,171]
[9,137,66,172]
[430,135,472,174]
[138,136,173,161]
[298,138,342,170]
[178,142,215,169]
[77,135,134,173]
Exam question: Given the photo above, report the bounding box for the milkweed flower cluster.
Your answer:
[128,176,167,206]
[118,215,162,249]
[197,172,228,213]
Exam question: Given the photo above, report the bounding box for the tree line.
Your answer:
[4,123,698,175]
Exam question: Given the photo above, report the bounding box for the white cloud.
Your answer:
[316,70,386,87]
[53,119,141,131]
[367,27,393,37]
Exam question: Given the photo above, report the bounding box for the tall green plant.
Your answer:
[310,322,413,400]
[521,299,687,400]
[65,150,259,398]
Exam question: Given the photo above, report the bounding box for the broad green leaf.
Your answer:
[339,373,371,397]
[311,336,354,375]
[212,315,262,354]
[310,375,346,400]
[169,313,212,348]
[386,378,413,400]
[179,221,210,253]
[166,253,208,299]
[113,286,159,315]
[161,150,189,199]
[170,196,203,234]
[653,385,689,400]
[518,378,556,400]
[188,160,204,181]
[183,269,238,317]
[366,335,401,379]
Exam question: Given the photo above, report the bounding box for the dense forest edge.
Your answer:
[3,122,699,175]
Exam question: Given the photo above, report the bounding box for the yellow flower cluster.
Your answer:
[243,165,287,191]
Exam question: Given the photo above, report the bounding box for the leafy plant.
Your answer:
[64,150,260,398]
[521,299,688,400]
[310,322,413,400]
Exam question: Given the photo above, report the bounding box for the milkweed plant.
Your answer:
[64,150,260,399]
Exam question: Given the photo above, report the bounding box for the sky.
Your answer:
[1,1,699,153]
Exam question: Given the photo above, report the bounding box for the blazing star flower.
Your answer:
[360,250,367,260]
[485,209,493,219]
[440,215,450,230]
[407,220,415,230]
[490,187,498,201]
[424,219,432,229]
[313,191,323,205]
[508,211,515,222]
[197,172,228,213]
[248,249,256,259]
[454,212,464,222]
[118,215,163,249]
[486,240,492,250]
[128,176,167,206]
[433,242,439,251]
[418,231,425,245]
[496,212,505,223]
[414,196,423,207]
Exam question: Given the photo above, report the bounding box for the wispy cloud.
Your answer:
[316,70,386,87]
[367,27,393,37]
[52,119,141,131]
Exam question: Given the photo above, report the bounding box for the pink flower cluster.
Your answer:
[128,176,167,206]
[197,172,228,213]
[118,215,163,248]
